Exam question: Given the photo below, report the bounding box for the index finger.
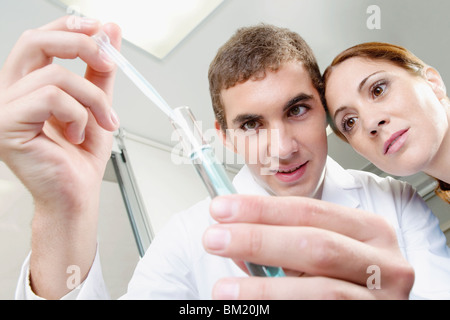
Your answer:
[2,17,115,87]
[41,16,122,102]
[38,15,100,33]
[210,194,396,244]
[85,22,122,103]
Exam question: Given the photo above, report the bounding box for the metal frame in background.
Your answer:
[110,144,154,257]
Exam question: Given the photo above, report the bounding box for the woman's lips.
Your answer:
[275,162,308,183]
[384,129,409,155]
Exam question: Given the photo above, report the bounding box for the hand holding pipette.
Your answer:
[0,17,123,299]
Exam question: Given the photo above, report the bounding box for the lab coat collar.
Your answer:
[321,156,362,209]
[232,156,362,209]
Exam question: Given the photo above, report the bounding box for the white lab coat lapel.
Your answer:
[232,166,273,196]
[321,157,362,209]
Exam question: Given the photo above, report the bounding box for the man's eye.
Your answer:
[242,120,259,131]
[289,105,308,117]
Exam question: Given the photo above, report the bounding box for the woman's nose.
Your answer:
[365,116,389,137]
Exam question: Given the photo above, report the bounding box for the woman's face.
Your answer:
[325,57,448,176]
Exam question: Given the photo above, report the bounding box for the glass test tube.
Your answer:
[171,106,285,277]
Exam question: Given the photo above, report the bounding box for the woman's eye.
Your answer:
[371,82,387,98]
[341,116,358,132]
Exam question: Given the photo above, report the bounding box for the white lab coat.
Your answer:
[16,157,450,299]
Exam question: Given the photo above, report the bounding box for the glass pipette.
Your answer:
[92,31,175,121]
[92,31,285,278]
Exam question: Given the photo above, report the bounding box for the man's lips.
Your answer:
[277,163,304,173]
[274,161,308,182]
[384,129,409,155]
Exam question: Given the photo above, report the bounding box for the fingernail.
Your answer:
[81,17,99,26]
[210,197,236,220]
[99,49,114,64]
[110,109,120,127]
[213,279,240,300]
[79,130,85,143]
[204,227,231,251]
[66,16,98,31]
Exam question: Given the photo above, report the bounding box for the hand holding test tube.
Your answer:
[92,31,285,277]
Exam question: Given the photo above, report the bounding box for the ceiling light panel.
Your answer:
[57,0,224,59]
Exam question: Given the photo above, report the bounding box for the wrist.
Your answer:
[29,189,100,299]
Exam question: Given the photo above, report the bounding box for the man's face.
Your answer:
[217,62,328,197]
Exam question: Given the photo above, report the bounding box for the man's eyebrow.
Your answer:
[231,93,314,126]
[358,70,385,92]
[283,93,314,112]
[231,114,263,126]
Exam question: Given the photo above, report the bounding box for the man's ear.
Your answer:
[215,120,236,153]
[424,66,447,100]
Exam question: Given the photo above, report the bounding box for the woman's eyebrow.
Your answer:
[358,70,385,92]
[333,106,348,123]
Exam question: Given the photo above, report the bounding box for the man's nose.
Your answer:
[267,125,299,160]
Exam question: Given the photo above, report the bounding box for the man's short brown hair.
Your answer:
[208,24,324,130]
